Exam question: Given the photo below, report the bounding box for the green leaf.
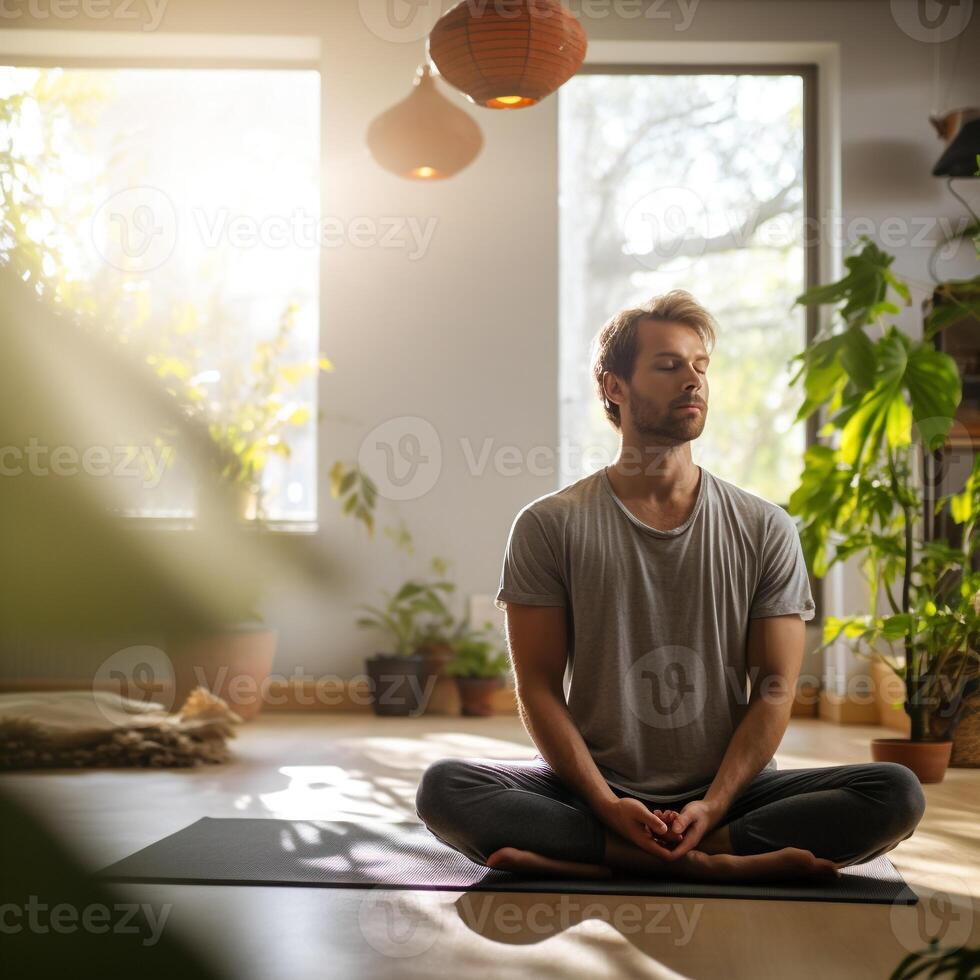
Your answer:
[878,613,915,639]
[904,344,962,452]
[338,470,357,496]
[394,582,424,602]
[839,327,878,392]
[831,329,960,466]
[794,238,909,328]
[790,332,849,423]
[328,460,346,497]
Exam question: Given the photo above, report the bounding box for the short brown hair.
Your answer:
[589,290,718,431]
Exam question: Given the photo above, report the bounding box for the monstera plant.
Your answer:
[787,236,980,782]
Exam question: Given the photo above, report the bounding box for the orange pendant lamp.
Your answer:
[427,0,587,110]
[367,64,483,180]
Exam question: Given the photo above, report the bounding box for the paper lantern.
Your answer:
[930,108,980,177]
[366,64,483,180]
[427,0,587,110]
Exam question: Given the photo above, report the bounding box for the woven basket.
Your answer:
[950,696,980,768]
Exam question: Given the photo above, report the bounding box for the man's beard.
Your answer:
[628,387,706,444]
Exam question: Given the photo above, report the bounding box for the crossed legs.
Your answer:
[414,757,926,883]
[483,813,841,883]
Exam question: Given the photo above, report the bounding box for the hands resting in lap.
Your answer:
[597,796,720,862]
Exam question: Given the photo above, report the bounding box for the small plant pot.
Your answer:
[870,658,910,734]
[455,675,505,717]
[871,737,953,783]
[168,624,277,721]
[365,653,437,717]
[414,644,460,715]
[235,486,259,522]
[417,643,454,675]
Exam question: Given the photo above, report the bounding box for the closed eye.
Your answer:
[659,365,707,374]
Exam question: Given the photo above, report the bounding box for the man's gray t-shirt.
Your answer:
[494,465,816,803]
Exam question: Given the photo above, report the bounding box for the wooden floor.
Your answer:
[2,713,978,980]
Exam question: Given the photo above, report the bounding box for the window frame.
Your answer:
[565,62,823,615]
[0,31,324,534]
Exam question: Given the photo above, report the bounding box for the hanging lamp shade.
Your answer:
[366,64,483,180]
[930,108,980,177]
[427,0,587,110]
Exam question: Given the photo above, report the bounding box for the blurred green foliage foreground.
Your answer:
[0,259,336,648]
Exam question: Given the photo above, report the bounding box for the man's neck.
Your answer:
[606,447,700,507]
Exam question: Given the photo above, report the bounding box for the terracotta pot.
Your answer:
[417,643,453,674]
[235,487,259,522]
[871,737,953,783]
[413,644,461,715]
[871,658,911,734]
[168,625,277,721]
[455,675,505,717]
[365,653,438,717]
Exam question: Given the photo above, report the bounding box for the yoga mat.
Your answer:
[97,817,918,905]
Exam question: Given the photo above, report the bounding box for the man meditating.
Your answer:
[415,290,926,883]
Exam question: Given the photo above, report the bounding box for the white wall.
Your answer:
[2,0,978,683]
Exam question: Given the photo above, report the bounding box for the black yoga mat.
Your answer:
[97,817,918,905]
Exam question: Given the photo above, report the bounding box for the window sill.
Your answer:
[113,516,319,535]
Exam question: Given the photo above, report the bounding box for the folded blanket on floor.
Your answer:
[0,687,242,770]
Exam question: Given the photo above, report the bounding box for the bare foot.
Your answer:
[485,844,843,886]
[675,847,844,884]
[485,846,614,879]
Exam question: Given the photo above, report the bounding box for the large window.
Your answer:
[559,69,814,504]
[0,65,320,522]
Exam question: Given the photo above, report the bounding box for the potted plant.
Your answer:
[355,560,457,717]
[183,301,333,522]
[337,493,467,713]
[162,512,279,722]
[443,620,512,717]
[142,297,337,718]
[789,236,980,781]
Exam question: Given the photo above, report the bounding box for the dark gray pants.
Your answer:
[414,757,926,868]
